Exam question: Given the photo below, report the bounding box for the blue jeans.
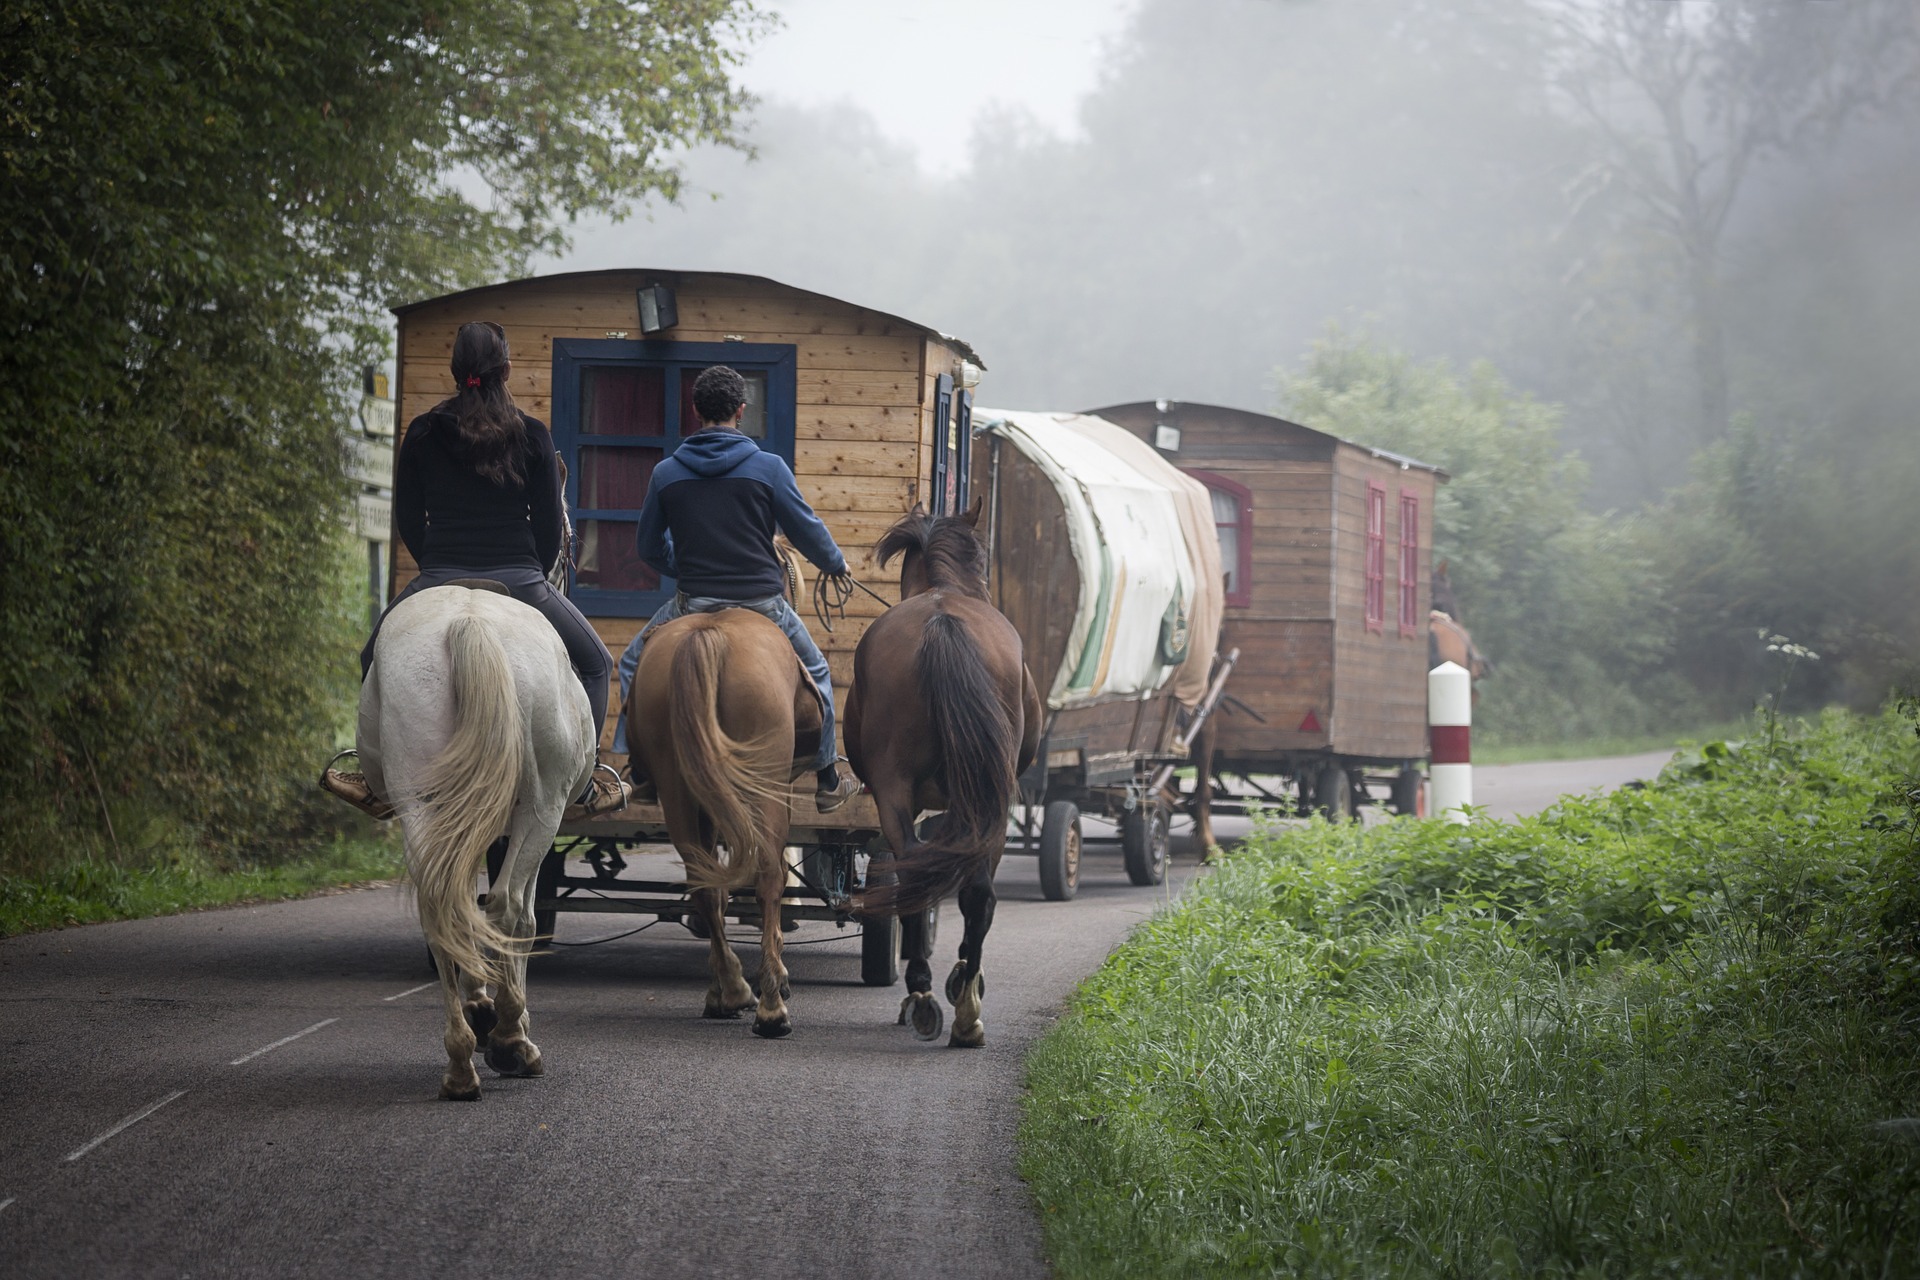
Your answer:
[615,592,836,773]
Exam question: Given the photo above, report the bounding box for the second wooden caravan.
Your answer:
[1089,400,1445,822]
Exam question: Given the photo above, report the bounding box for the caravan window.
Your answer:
[552,339,797,617]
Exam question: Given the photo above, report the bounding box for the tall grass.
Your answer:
[0,834,401,937]
[1022,707,1920,1277]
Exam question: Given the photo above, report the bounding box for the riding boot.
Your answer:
[564,764,631,822]
[320,768,395,821]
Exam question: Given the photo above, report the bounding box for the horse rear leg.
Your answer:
[430,944,484,1101]
[871,781,942,1038]
[681,831,755,1019]
[752,798,794,1039]
[946,860,997,1049]
[482,812,552,1079]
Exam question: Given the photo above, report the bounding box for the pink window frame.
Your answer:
[1185,469,1254,608]
[1364,480,1386,634]
[1397,489,1420,637]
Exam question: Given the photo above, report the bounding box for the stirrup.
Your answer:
[319,750,394,821]
[564,762,630,822]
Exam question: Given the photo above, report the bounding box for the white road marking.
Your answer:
[63,1091,188,1162]
[0,1197,15,1213]
[229,1018,339,1065]
[383,982,437,1002]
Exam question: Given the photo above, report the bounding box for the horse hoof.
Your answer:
[703,1004,743,1020]
[948,1023,985,1049]
[485,1039,544,1077]
[945,962,970,1005]
[909,994,944,1042]
[463,1002,498,1043]
[752,1013,793,1039]
[440,1080,482,1101]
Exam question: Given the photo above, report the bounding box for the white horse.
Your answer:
[358,583,595,1101]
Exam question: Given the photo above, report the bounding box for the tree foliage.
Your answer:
[1281,333,1696,743]
[0,0,760,869]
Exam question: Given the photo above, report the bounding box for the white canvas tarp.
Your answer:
[976,409,1222,710]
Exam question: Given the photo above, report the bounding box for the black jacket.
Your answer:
[394,410,562,573]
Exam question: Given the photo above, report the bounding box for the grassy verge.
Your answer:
[0,834,403,937]
[1472,719,1751,765]
[1021,708,1920,1276]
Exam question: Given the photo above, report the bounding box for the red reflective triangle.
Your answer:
[1298,709,1323,733]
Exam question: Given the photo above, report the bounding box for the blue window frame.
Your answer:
[931,374,976,516]
[551,338,798,618]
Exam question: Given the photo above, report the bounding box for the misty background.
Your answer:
[540,0,1920,741]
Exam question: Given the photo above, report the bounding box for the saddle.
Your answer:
[445,578,510,595]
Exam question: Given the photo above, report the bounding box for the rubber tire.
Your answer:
[861,912,901,986]
[1313,763,1354,822]
[907,901,940,958]
[1121,803,1169,887]
[1390,766,1423,817]
[1037,800,1082,902]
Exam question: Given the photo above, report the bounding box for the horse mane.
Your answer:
[875,509,988,598]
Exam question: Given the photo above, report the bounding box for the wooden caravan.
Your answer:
[388,270,983,981]
[1088,401,1445,817]
[390,269,981,749]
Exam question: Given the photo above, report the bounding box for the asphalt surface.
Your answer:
[2,842,1196,1279]
[1,753,1667,1278]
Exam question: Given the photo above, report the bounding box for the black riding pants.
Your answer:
[360,564,612,736]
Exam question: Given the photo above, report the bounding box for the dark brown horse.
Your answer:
[846,498,1040,1048]
[628,609,825,1039]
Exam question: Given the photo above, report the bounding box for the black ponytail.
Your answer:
[442,320,528,486]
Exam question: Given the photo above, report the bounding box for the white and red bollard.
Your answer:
[1428,661,1472,823]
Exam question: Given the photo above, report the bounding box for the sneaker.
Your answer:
[815,774,862,814]
[320,768,394,821]
[564,765,631,822]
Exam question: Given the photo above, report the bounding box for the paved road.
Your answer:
[0,753,1667,1277]
[1,845,1196,1279]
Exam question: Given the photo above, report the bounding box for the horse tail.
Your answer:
[410,611,526,986]
[865,611,1016,915]
[669,623,787,892]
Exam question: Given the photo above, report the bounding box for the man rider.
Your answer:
[615,365,860,813]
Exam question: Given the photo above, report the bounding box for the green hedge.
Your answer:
[1022,708,1920,1276]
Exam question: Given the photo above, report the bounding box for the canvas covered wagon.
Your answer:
[969,409,1236,899]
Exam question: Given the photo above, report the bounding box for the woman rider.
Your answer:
[322,320,628,821]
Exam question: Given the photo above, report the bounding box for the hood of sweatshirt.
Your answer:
[673,428,762,477]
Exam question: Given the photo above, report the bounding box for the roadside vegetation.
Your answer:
[2,1,762,887]
[0,833,401,938]
[1021,706,1920,1276]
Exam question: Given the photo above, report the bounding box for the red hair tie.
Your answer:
[465,375,482,388]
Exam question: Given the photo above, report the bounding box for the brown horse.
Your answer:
[627,609,825,1039]
[847,499,1041,1048]
[1429,610,1492,683]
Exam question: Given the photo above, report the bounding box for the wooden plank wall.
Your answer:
[1095,403,1341,759]
[1328,446,1433,760]
[389,272,957,756]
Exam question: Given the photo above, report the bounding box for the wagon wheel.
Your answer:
[1390,765,1423,817]
[1037,800,1082,901]
[1313,762,1355,822]
[1121,799,1169,887]
[861,912,902,987]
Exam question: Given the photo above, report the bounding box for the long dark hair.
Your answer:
[440,320,527,486]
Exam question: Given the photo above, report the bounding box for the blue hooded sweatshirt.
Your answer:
[634,428,847,600]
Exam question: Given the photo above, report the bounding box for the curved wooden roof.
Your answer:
[392,268,985,368]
